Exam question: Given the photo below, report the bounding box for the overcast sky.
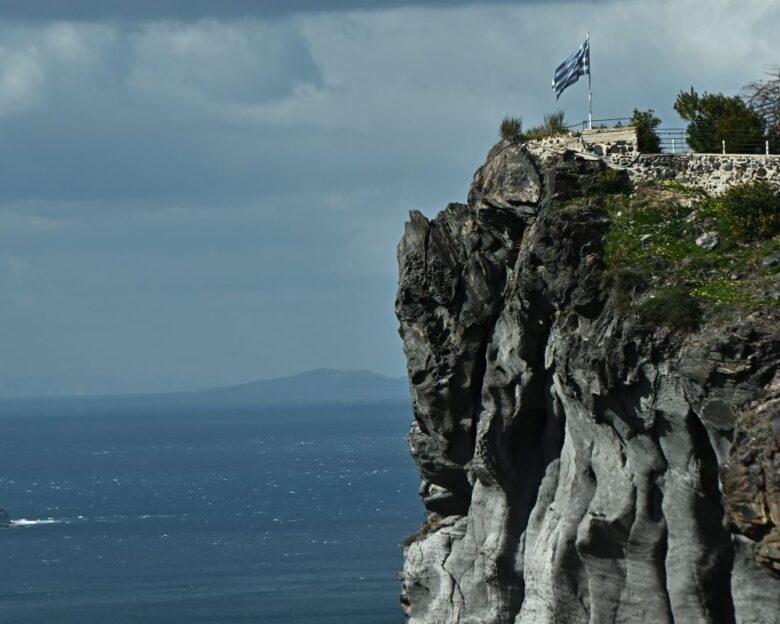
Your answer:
[0,0,777,388]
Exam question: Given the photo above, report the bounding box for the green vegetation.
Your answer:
[601,180,780,331]
[499,116,523,142]
[524,111,568,140]
[630,109,662,153]
[601,268,646,310]
[674,88,766,153]
[499,112,571,143]
[635,287,702,331]
[715,181,780,241]
[587,167,628,196]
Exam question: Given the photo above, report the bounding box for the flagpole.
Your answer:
[587,32,592,130]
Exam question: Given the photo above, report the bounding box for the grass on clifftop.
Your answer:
[499,113,571,143]
[599,180,780,330]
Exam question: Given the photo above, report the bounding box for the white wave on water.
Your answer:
[10,518,61,527]
[6,515,166,527]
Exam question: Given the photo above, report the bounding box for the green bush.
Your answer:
[717,181,780,241]
[588,168,629,196]
[630,109,662,153]
[499,117,523,142]
[674,88,765,154]
[525,111,568,140]
[636,287,701,331]
[602,268,648,310]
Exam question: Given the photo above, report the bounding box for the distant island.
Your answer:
[198,368,408,405]
[0,369,409,410]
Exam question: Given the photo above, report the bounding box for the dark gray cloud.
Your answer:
[0,0,610,21]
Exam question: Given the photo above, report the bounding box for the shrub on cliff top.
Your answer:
[716,180,780,242]
[499,117,523,142]
[630,109,662,153]
[524,111,568,140]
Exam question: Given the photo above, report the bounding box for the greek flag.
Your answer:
[552,38,590,100]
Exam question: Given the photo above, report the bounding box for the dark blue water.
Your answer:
[0,399,420,623]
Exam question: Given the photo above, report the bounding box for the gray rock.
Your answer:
[695,231,720,250]
[468,140,542,212]
[763,250,780,270]
[396,143,780,623]
[0,509,10,527]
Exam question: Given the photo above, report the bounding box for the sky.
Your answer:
[0,0,778,390]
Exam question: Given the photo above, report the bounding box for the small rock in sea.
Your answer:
[762,250,780,270]
[696,231,720,250]
[0,509,10,527]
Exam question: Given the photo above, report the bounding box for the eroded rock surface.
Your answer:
[396,140,780,623]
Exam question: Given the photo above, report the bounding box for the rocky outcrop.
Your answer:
[396,140,780,623]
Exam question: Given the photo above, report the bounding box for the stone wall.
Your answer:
[528,127,639,167]
[528,126,780,195]
[630,153,780,195]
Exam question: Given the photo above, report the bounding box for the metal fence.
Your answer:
[564,117,779,155]
[565,117,632,131]
[656,129,690,154]
[657,129,777,155]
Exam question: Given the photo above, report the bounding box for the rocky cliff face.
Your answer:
[395,141,780,624]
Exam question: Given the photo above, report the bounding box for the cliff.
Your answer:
[395,140,780,623]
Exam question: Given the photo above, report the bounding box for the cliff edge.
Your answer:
[395,140,780,623]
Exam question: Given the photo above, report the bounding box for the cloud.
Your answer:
[128,21,322,105]
[0,0,615,22]
[0,46,46,117]
[0,18,327,201]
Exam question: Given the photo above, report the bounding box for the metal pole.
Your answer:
[587,32,592,131]
[722,140,726,155]
[767,140,770,156]
[672,138,676,154]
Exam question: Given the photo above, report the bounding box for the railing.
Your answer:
[563,119,778,155]
[565,117,632,131]
[656,128,691,154]
[656,129,777,155]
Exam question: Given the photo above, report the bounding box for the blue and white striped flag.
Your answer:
[552,38,590,100]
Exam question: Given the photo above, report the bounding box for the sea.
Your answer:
[0,397,420,623]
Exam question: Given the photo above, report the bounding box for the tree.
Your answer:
[674,88,765,153]
[630,109,662,153]
[743,67,780,153]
